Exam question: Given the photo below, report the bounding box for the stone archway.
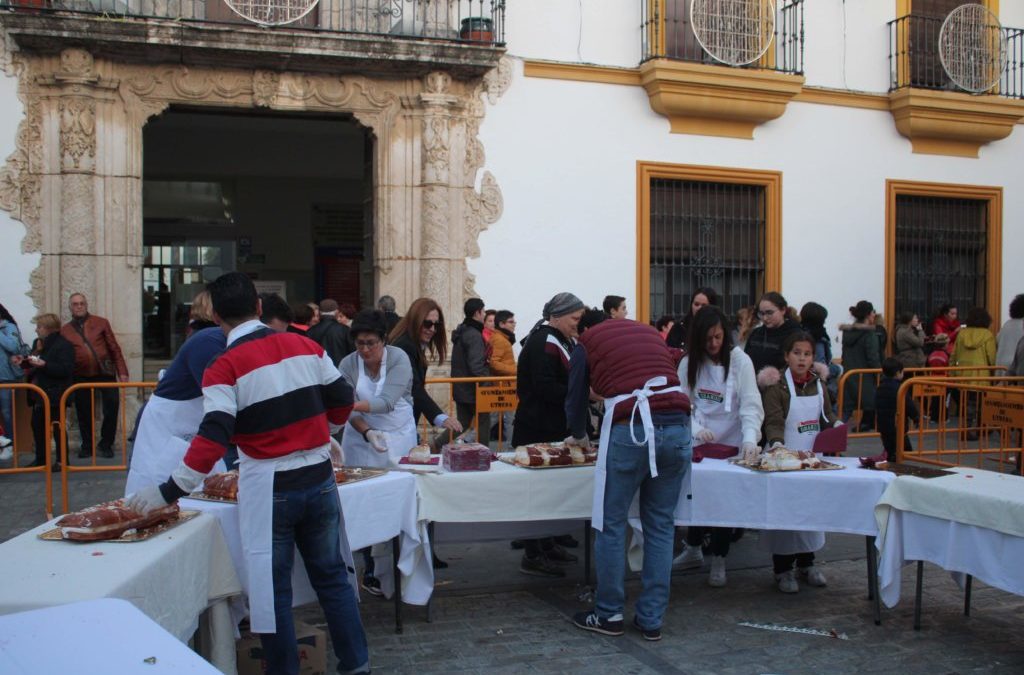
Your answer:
[0,47,511,376]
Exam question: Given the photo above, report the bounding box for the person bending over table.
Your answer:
[128,272,370,675]
[675,306,764,587]
[760,331,841,594]
[512,292,586,578]
[565,317,691,641]
[338,309,418,597]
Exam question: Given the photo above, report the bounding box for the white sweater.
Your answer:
[678,347,764,446]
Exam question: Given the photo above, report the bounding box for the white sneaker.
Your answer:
[799,566,827,587]
[708,555,727,587]
[775,569,799,593]
[0,445,12,461]
[672,544,704,569]
[0,434,11,448]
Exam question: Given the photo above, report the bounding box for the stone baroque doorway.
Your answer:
[0,44,511,377]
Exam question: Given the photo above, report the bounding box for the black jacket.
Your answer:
[875,376,919,459]
[512,325,573,446]
[744,318,802,372]
[391,333,444,424]
[25,332,75,410]
[306,319,352,367]
[450,319,488,405]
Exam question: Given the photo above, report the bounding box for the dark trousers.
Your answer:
[773,552,815,573]
[456,402,491,445]
[73,375,119,451]
[31,403,59,465]
[685,526,739,558]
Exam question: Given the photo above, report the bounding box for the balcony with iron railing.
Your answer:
[0,0,506,76]
[885,13,1024,157]
[636,0,806,139]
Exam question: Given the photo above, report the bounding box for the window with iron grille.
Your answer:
[649,178,767,321]
[894,195,988,322]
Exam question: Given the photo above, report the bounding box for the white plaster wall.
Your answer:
[802,0,894,92]
[471,58,1024,337]
[0,39,38,331]
[506,0,642,67]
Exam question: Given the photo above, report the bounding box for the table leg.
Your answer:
[584,520,592,587]
[866,536,881,626]
[914,560,924,631]
[964,574,972,617]
[392,535,403,634]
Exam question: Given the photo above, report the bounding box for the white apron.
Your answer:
[341,350,418,468]
[760,369,827,555]
[124,395,225,496]
[238,445,344,633]
[692,361,742,447]
[592,376,683,531]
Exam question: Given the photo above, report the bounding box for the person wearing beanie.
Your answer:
[450,297,491,444]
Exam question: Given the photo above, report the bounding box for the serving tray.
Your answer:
[496,452,596,470]
[335,467,388,485]
[729,458,845,472]
[39,510,201,543]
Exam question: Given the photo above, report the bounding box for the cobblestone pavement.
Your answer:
[3,447,1023,674]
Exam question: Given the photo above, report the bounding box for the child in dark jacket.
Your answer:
[875,358,920,461]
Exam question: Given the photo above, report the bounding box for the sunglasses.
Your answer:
[422,320,442,330]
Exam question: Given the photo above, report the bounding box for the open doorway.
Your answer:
[141,108,374,363]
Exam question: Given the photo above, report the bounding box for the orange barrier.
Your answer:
[58,381,156,514]
[836,366,1008,437]
[0,383,55,517]
[896,376,1024,475]
[423,375,517,448]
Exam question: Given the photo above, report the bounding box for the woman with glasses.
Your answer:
[745,292,802,380]
[388,298,463,441]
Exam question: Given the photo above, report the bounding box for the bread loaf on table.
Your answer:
[202,470,239,500]
[57,501,180,541]
[513,443,595,467]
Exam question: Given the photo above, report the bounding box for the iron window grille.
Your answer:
[641,0,804,75]
[649,178,766,322]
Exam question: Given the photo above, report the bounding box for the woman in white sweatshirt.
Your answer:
[674,305,764,587]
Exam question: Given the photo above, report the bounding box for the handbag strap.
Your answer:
[71,319,106,371]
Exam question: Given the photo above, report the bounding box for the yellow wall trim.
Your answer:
[522,60,641,86]
[888,88,1024,157]
[636,162,782,323]
[884,179,1003,336]
[793,87,890,110]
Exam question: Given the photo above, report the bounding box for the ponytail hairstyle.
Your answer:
[849,300,875,323]
[686,305,733,389]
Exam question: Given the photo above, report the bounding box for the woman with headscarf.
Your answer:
[512,292,586,578]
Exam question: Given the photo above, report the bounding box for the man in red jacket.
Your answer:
[60,293,129,459]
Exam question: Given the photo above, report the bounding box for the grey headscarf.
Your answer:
[543,292,585,320]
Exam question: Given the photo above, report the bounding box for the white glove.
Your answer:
[329,437,344,466]
[770,441,783,449]
[170,463,206,494]
[694,428,715,443]
[833,420,845,428]
[366,430,389,453]
[126,485,169,516]
[564,435,591,450]
[741,442,760,463]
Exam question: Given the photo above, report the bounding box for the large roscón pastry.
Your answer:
[755,447,822,471]
[57,500,180,541]
[407,444,433,464]
[514,443,596,467]
[441,443,492,472]
[202,470,239,500]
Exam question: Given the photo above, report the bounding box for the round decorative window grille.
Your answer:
[939,3,1007,94]
[690,0,776,67]
[224,0,320,27]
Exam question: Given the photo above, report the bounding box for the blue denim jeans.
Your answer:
[0,386,13,438]
[594,421,691,630]
[261,475,369,675]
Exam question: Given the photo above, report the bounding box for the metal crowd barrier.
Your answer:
[895,376,1024,475]
[0,382,55,518]
[58,381,156,514]
[836,365,1008,437]
[422,375,517,449]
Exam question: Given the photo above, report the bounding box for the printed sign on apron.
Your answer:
[341,348,418,468]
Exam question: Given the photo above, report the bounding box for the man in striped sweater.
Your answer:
[128,272,369,675]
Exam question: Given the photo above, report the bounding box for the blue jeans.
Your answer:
[594,421,691,630]
[0,385,13,437]
[261,475,369,675]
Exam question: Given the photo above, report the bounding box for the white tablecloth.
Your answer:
[0,513,240,673]
[415,460,595,523]
[0,598,221,674]
[628,457,896,568]
[181,470,432,607]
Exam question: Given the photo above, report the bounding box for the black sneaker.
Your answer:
[98,443,114,458]
[554,534,579,548]
[510,539,525,550]
[573,611,624,636]
[77,448,92,459]
[544,544,578,564]
[520,554,565,578]
[361,576,384,597]
[432,554,449,570]
[632,616,661,641]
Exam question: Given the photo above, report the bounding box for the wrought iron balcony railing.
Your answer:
[0,0,505,45]
[889,14,1023,99]
[641,0,804,75]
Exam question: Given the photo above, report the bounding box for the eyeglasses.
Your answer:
[758,308,777,318]
[422,320,442,330]
[355,339,382,349]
